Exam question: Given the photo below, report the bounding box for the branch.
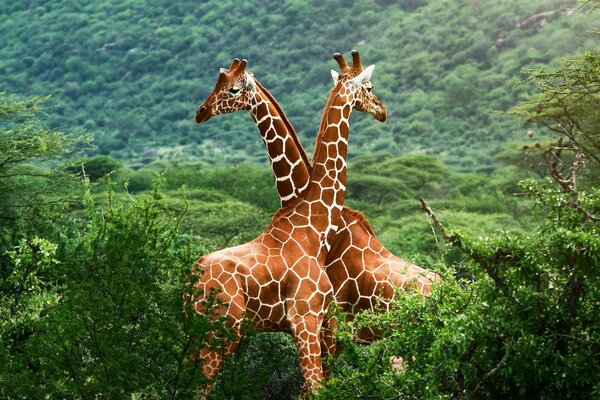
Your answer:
[544,140,600,225]
[467,349,509,399]
[419,198,458,246]
[566,277,587,318]
[559,102,600,166]
[419,198,518,305]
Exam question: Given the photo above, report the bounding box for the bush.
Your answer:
[65,155,123,181]
[0,177,230,398]
[316,172,600,400]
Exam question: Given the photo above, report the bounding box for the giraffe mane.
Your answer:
[253,79,313,174]
[341,206,375,236]
[269,194,305,223]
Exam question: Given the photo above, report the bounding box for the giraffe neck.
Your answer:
[303,82,354,239]
[248,81,311,206]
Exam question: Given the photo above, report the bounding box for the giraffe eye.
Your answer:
[366,86,373,93]
[230,86,241,95]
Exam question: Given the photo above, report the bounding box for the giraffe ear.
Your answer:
[220,67,228,74]
[244,71,255,90]
[330,70,339,84]
[352,64,375,86]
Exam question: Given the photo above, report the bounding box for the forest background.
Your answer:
[1,0,599,399]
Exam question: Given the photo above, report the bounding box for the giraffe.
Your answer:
[194,54,440,350]
[190,52,386,397]
[195,57,311,205]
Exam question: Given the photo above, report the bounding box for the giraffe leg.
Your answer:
[288,313,326,394]
[320,315,339,378]
[193,273,246,400]
[197,329,241,400]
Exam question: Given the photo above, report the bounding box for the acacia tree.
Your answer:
[514,51,600,173]
[1,93,89,363]
[0,93,90,230]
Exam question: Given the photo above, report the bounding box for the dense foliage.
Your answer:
[0,91,539,399]
[0,97,231,398]
[316,179,600,399]
[1,1,599,399]
[1,0,598,169]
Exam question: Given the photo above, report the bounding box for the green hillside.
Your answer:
[1,0,597,169]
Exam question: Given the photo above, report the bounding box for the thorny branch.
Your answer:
[467,348,510,399]
[543,139,600,225]
[419,198,518,305]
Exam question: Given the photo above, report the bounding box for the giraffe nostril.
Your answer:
[195,105,212,123]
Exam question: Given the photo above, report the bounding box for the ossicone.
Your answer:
[221,58,248,76]
[333,52,350,72]
[351,50,363,72]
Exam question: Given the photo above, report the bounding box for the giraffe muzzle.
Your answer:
[374,106,387,122]
[195,105,213,124]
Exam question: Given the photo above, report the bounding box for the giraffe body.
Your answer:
[192,53,386,396]
[327,210,438,333]
[193,216,332,385]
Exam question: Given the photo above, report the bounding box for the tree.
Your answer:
[317,153,600,400]
[189,197,269,247]
[1,94,90,374]
[0,95,230,398]
[0,93,90,229]
[65,155,123,181]
[513,51,600,175]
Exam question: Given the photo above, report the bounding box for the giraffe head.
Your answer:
[195,58,257,123]
[330,50,387,122]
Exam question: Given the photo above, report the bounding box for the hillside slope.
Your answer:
[1,0,597,169]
